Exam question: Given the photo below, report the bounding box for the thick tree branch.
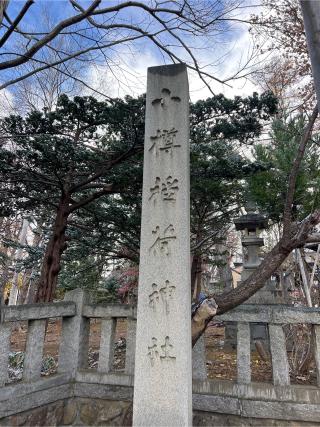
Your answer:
[306,234,320,244]
[215,211,320,314]
[0,0,101,71]
[68,185,117,213]
[70,144,142,193]
[283,105,318,234]
[0,0,34,49]
[0,32,153,91]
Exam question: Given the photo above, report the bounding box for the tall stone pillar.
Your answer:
[133,64,192,426]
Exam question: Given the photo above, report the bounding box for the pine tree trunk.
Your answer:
[35,196,70,303]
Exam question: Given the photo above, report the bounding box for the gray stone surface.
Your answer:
[240,399,320,422]
[193,392,320,422]
[3,301,75,321]
[76,370,134,387]
[2,397,320,427]
[23,319,46,381]
[193,393,240,415]
[83,304,136,319]
[269,324,290,386]
[2,374,320,424]
[0,373,71,402]
[58,289,90,376]
[193,410,320,426]
[125,317,136,375]
[0,322,11,386]
[74,381,133,401]
[314,325,320,387]
[0,383,72,418]
[133,63,192,426]
[192,378,320,405]
[98,318,116,373]
[237,322,251,384]
[219,304,320,324]
[192,335,207,381]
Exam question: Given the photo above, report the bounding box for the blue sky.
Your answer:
[0,0,263,111]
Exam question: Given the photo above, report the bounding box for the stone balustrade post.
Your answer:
[313,325,320,387]
[58,289,90,377]
[269,323,290,386]
[237,322,251,384]
[0,314,11,386]
[98,317,116,373]
[125,316,137,375]
[192,335,207,381]
[23,319,46,381]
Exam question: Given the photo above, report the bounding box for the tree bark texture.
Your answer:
[35,195,70,303]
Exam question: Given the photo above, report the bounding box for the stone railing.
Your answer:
[193,304,320,424]
[0,289,136,423]
[219,304,320,387]
[1,289,320,425]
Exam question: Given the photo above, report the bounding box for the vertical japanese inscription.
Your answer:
[133,64,191,427]
[147,88,180,361]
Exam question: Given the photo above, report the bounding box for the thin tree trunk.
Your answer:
[9,218,29,305]
[35,195,70,303]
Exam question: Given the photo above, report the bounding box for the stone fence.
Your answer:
[1,289,320,426]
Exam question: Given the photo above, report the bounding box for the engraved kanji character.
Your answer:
[149,128,180,155]
[160,128,180,153]
[149,225,176,256]
[151,88,181,109]
[159,280,176,314]
[149,283,159,310]
[149,177,161,202]
[147,337,159,366]
[160,336,176,361]
[161,176,179,201]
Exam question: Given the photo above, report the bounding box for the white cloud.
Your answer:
[83,48,157,99]
[0,87,15,117]
[84,2,264,101]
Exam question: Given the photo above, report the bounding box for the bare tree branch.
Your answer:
[0,0,101,70]
[0,0,34,49]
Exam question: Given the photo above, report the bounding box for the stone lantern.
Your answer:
[234,202,282,304]
[224,202,283,349]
